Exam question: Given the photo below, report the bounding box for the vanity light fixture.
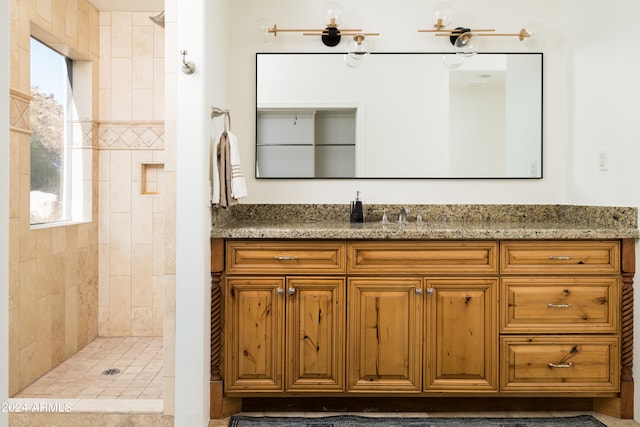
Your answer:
[420,26,533,56]
[419,2,539,58]
[262,2,379,48]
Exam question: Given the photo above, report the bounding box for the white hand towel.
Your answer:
[228,131,248,199]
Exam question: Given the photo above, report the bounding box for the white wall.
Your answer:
[563,0,640,207]
[228,0,566,204]
[173,0,228,425]
[560,0,640,420]
[0,0,9,426]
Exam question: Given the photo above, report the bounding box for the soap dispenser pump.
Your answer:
[350,191,364,223]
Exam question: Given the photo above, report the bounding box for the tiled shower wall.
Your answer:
[98,11,165,337]
[8,0,100,395]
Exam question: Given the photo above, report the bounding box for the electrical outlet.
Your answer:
[598,148,609,171]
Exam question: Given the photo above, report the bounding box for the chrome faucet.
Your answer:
[398,207,410,224]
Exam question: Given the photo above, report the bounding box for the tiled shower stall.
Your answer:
[8,0,172,412]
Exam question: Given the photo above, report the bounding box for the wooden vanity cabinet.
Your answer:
[347,277,423,392]
[500,241,622,393]
[225,277,285,392]
[224,241,346,393]
[214,238,634,418]
[347,241,499,392]
[224,276,345,393]
[425,278,498,391]
[347,276,498,393]
[285,277,345,392]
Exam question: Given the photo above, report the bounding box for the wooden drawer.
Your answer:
[226,240,346,274]
[501,336,620,392]
[348,241,498,275]
[501,277,620,333]
[500,241,620,275]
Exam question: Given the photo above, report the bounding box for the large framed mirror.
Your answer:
[256,52,543,179]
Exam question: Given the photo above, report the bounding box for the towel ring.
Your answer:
[211,107,231,132]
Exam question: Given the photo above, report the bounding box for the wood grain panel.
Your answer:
[425,278,498,391]
[227,240,346,274]
[501,336,620,392]
[501,276,620,333]
[348,277,423,392]
[501,241,620,275]
[286,277,345,391]
[225,277,284,392]
[348,241,498,275]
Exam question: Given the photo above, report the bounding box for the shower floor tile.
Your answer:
[16,337,163,400]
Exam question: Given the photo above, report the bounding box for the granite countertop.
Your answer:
[210,204,640,240]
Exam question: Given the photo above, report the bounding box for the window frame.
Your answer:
[29,35,92,228]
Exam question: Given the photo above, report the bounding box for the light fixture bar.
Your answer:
[303,31,379,37]
[419,28,495,33]
[270,27,366,35]
[266,9,379,48]
[434,28,531,41]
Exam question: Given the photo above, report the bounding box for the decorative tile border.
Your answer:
[73,120,99,148]
[9,89,31,133]
[98,121,165,150]
[10,89,98,149]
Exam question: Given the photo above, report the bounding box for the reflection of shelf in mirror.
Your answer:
[256,108,356,178]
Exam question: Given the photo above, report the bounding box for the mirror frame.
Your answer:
[256,52,544,180]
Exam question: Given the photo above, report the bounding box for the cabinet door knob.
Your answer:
[426,288,434,295]
[288,287,296,295]
[276,288,284,295]
[415,288,423,296]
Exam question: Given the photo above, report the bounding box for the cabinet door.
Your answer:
[348,277,423,392]
[225,277,284,392]
[425,278,498,391]
[286,277,345,391]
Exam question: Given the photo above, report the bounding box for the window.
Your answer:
[29,37,73,224]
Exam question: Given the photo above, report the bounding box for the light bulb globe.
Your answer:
[432,2,454,29]
[441,54,464,69]
[344,54,366,69]
[324,1,342,26]
[454,32,480,57]
[345,35,371,68]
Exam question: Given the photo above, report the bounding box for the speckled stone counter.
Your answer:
[210,204,639,240]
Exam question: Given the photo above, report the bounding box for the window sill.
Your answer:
[30,219,92,230]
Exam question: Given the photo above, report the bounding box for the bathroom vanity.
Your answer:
[209,205,639,419]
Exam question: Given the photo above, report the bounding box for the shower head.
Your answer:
[149,10,165,28]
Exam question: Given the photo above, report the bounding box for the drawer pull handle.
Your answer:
[548,362,573,369]
[548,255,573,260]
[547,303,572,308]
[274,255,299,261]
